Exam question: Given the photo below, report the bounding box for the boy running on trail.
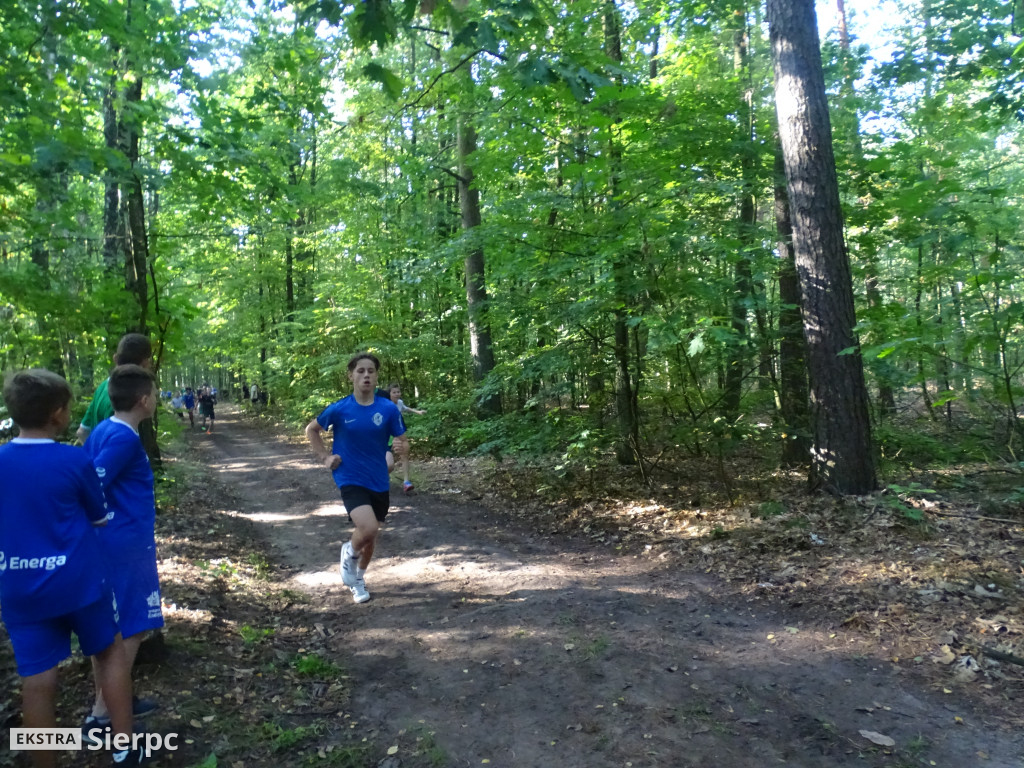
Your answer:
[305,353,405,604]
[198,386,215,432]
[83,365,163,738]
[181,387,196,428]
[170,391,185,421]
[387,382,426,493]
[0,369,149,767]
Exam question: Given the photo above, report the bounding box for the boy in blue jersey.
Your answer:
[0,369,147,767]
[83,365,164,731]
[387,382,426,493]
[182,387,196,428]
[306,352,405,603]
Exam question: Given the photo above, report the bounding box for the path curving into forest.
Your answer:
[189,407,1024,768]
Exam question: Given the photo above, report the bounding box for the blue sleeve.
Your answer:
[88,431,138,493]
[390,403,406,437]
[74,451,109,524]
[316,401,339,432]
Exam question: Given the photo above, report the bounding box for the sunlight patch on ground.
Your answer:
[310,502,348,517]
[293,568,342,588]
[245,511,308,522]
[211,460,256,473]
[273,456,319,470]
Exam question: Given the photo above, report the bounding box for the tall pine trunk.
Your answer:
[605,0,640,465]
[774,146,810,467]
[767,0,876,493]
[723,11,756,418]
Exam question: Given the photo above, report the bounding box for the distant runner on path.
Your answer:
[387,381,425,494]
[198,386,216,433]
[304,352,405,604]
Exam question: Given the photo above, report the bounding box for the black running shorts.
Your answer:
[339,485,390,522]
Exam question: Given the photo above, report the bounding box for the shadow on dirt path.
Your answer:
[189,407,1024,768]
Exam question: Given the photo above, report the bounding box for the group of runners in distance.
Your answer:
[0,341,426,765]
[169,385,216,431]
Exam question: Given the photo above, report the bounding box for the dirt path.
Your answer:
[190,407,1024,768]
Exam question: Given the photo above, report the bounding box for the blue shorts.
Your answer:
[340,485,390,522]
[6,592,120,677]
[109,556,164,638]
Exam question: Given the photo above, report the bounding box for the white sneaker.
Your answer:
[340,542,358,587]
[350,573,370,603]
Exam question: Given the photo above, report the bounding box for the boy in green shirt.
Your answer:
[76,334,152,443]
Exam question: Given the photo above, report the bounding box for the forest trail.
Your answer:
[188,407,1024,768]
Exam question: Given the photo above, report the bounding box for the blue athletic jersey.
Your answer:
[0,440,109,623]
[84,417,156,561]
[316,394,405,492]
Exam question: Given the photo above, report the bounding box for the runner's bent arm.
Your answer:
[305,419,341,470]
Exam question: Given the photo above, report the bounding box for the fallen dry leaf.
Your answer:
[859,730,896,747]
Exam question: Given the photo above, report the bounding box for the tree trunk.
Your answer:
[456,110,500,417]
[767,0,876,493]
[914,243,935,418]
[774,146,810,467]
[605,0,640,465]
[723,13,756,418]
[102,69,124,278]
[949,280,971,399]
[124,67,160,465]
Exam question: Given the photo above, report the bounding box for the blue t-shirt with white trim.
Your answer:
[84,417,156,562]
[316,394,405,492]
[0,439,109,623]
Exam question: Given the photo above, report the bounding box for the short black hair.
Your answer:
[2,369,72,429]
[108,364,155,412]
[114,333,152,367]
[347,352,381,372]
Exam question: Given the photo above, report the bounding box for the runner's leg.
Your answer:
[349,505,379,569]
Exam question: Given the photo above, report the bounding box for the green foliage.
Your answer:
[261,722,314,753]
[301,744,374,768]
[239,625,274,648]
[246,552,272,580]
[409,726,448,768]
[291,653,344,679]
[875,421,993,470]
[755,501,787,519]
[881,483,937,525]
[1,0,1023,490]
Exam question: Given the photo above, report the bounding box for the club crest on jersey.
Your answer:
[373,412,384,426]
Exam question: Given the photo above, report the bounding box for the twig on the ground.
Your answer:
[927,509,1022,525]
[978,645,1024,668]
[863,503,881,524]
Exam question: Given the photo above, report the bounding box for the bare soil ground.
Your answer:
[3,405,1023,767]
